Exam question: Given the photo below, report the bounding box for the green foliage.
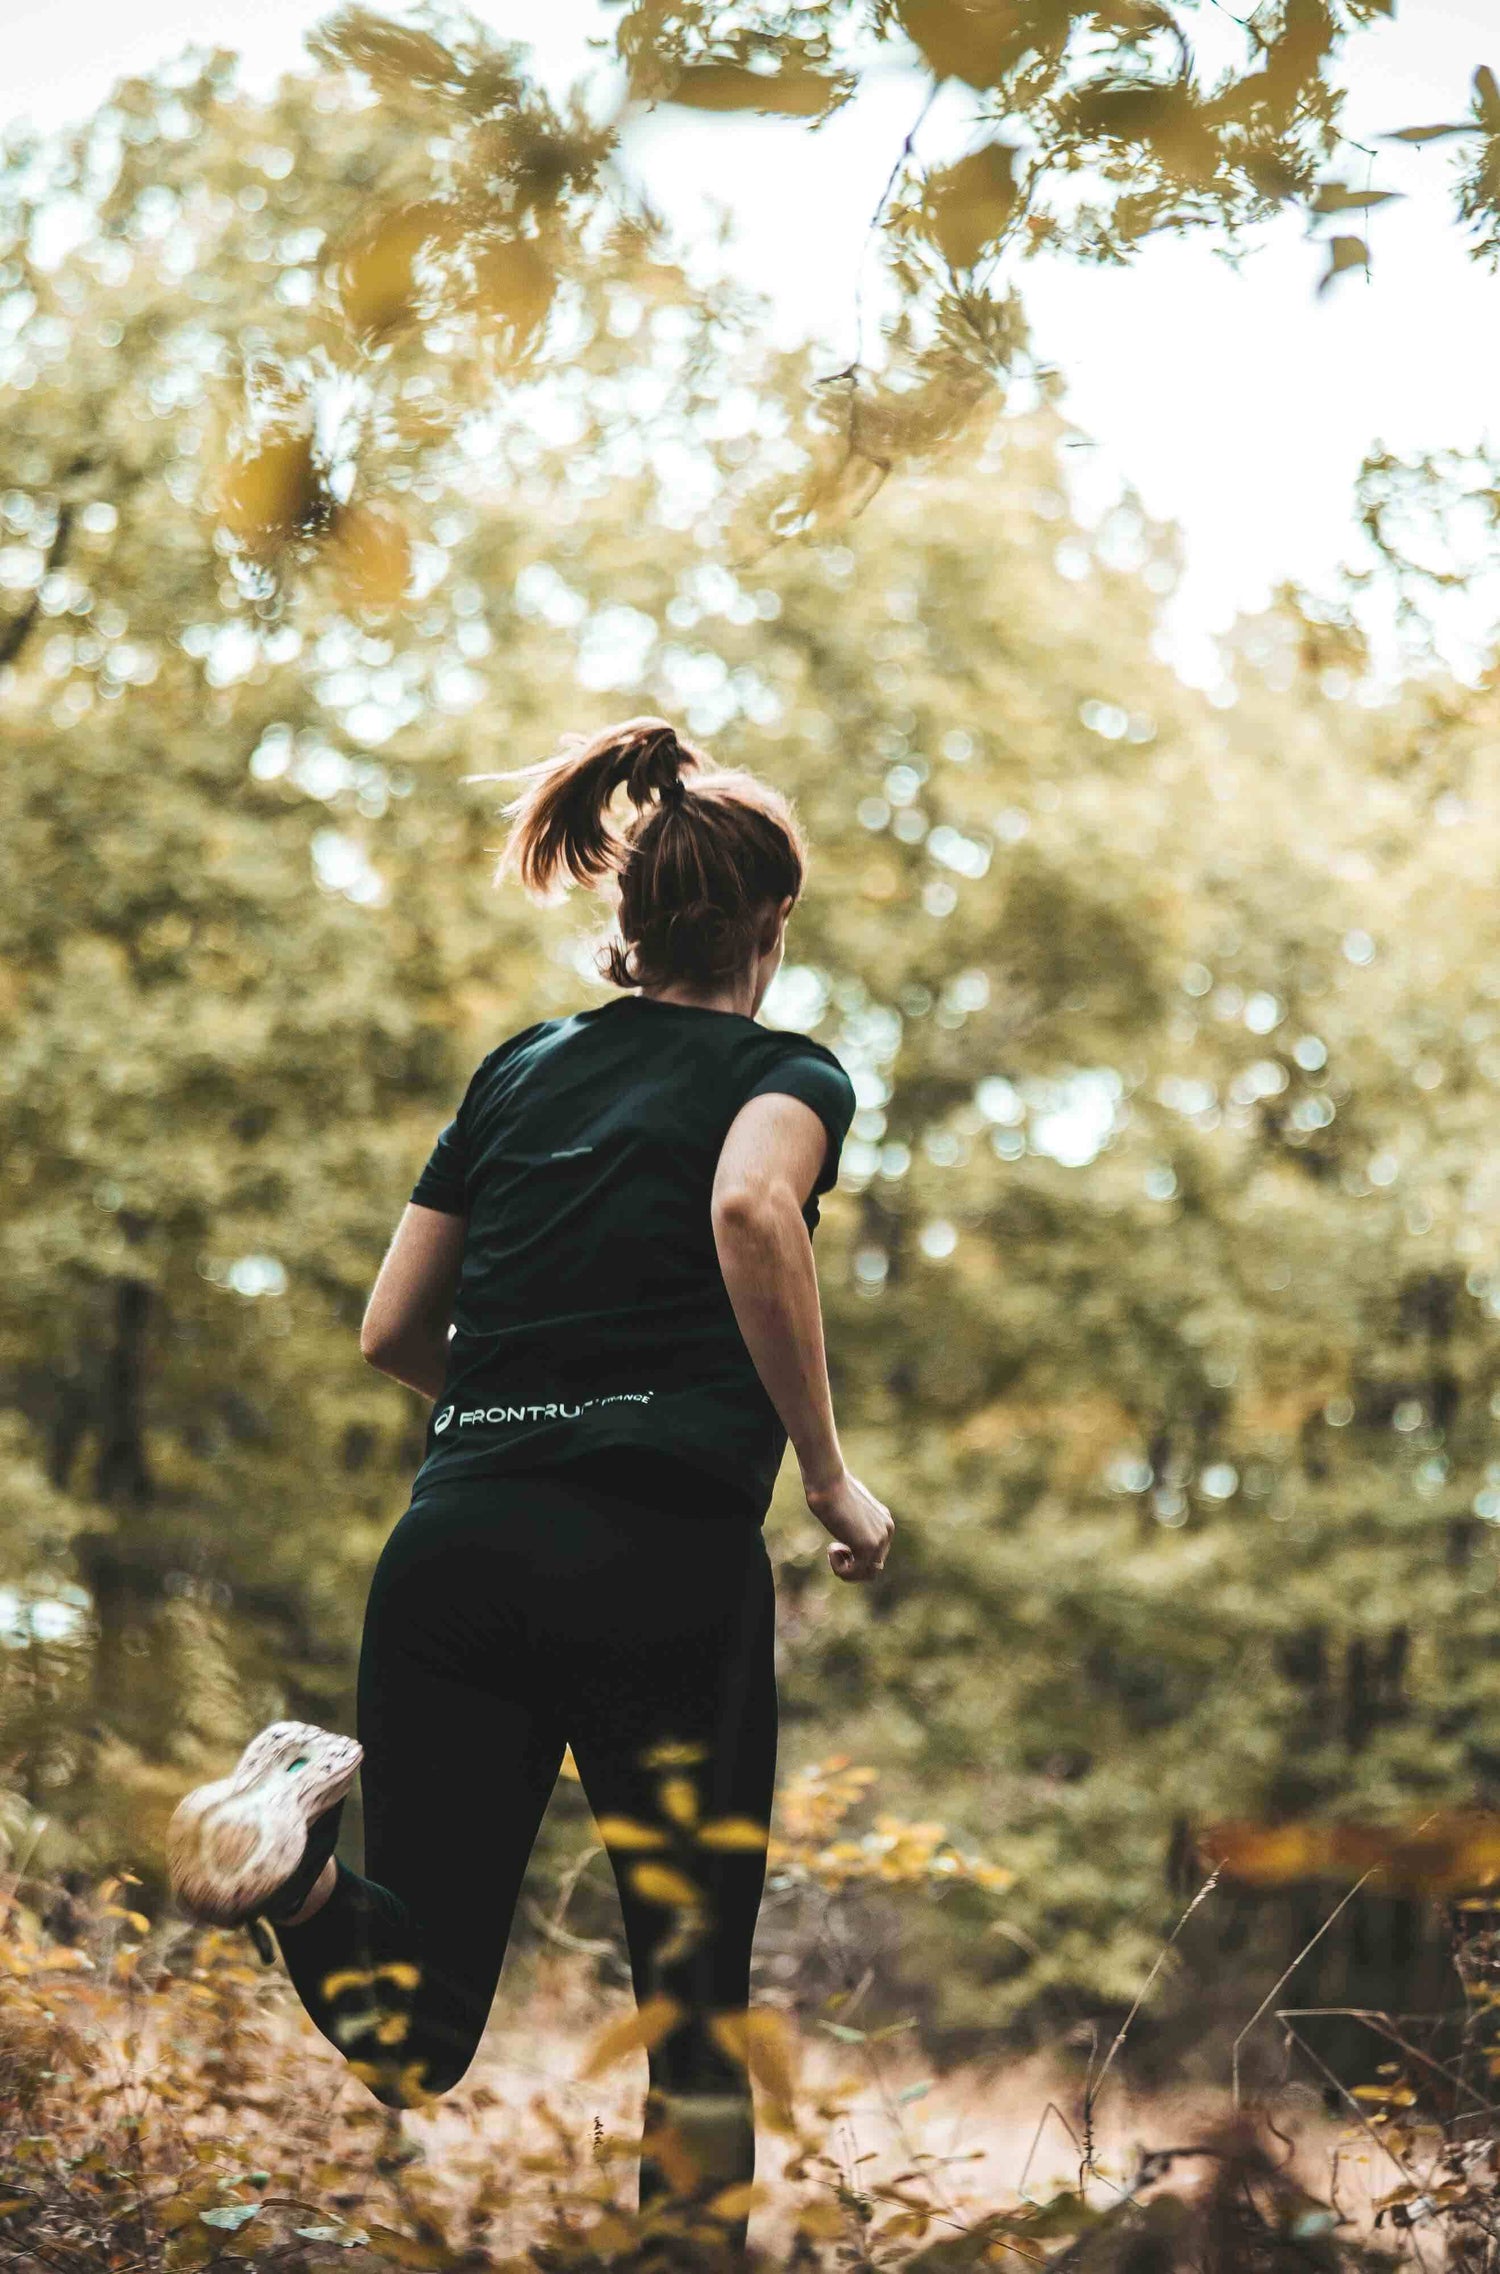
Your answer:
[6,10,1500,2050]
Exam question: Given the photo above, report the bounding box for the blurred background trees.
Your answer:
[5,3,1500,2064]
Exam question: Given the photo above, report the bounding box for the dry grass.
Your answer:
[0,1872,1447,2274]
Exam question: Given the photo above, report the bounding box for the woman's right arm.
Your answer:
[711,1093,892,1582]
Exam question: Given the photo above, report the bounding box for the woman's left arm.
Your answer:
[359,1204,466,1400]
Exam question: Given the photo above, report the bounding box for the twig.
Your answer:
[1081,1868,1220,2175]
[1230,1867,1378,2105]
[829,84,939,384]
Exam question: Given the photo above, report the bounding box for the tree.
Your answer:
[7,11,1500,2059]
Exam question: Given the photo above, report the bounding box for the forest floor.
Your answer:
[0,1886,1423,2271]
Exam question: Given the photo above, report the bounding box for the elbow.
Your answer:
[360,1314,400,1370]
[712,1181,796,1247]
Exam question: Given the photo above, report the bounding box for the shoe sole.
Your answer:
[166,1721,362,1927]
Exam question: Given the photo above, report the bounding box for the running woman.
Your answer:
[166,716,892,2231]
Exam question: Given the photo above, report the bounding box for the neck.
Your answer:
[642,973,758,1018]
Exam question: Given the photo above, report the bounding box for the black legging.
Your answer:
[278,1459,777,2228]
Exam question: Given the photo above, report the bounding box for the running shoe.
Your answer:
[167,1721,361,1928]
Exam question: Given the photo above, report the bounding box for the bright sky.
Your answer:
[7,0,1500,684]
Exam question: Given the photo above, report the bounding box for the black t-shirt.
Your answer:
[408,995,856,1519]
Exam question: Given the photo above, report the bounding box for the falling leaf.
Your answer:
[1317,235,1369,294]
[796,2196,848,2239]
[580,1991,683,2077]
[1477,64,1500,131]
[710,2006,800,2115]
[1310,184,1401,214]
[629,1861,703,1907]
[642,1739,708,1768]
[696,1816,770,1851]
[665,61,849,119]
[307,10,464,100]
[319,1965,376,2000]
[659,1775,698,1826]
[1383,122,1475,143]
[467,234,557,362]
[708,2182,761,2221]
[218,423,323,555]
[595,1815,668,1851]
[896,0,1015,91]
[923,142,1019,271]
[325,501,411,610]
[335,200,463,348]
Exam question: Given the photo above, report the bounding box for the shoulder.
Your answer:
[748,1024,853,1086]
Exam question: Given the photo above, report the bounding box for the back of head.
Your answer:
[501,716,805,991]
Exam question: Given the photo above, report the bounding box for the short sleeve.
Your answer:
[410,1058,487,1217]
[410,1111,468,1216]
[743,1048,857,1197]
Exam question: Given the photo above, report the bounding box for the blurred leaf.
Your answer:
[334,199,464,348]
[665,61,849,119]
[362,2224,462,2269]
[580,1992,683,2078]
[324,501,412,611]
[1202,1814,1500,1893]
[1317,234,1369,293]
[595,1815,668,1851]
[217,422,323,555]
[1477,63,1500,131]
[1309,183,1401,214]
[199,2204,260,2232]
[696,1816,770,1851]
[895,0,1033,91]
[466,233,557,361]
[628,1862,703,1907]
[922,143,1019,271]
[709,2007,799,2114]
[306,10,464,100]
[659,1774,698,1826]
[1383,122,1475,143]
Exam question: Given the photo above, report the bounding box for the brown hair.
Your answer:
[501,716,805,991]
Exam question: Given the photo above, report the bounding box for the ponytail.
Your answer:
[501,715,805,990]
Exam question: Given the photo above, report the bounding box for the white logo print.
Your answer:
[433,1405,455,1435]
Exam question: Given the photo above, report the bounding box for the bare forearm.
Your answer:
[713,1190,842,1489]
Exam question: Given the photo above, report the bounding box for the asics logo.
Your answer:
[433,1405,455,1434]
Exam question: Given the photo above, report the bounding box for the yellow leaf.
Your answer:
[696,1817,769,1851]
[580,1992,683,2078]
[324,501,411,611]
[896,0,1014,89]
[319,1966,375,2000]
[218,423,322,554]
[796,2196,847,2239]
[708,2183,762,2221]
[595,1815,668,1851]
[659,1776,698,1826]
[923,142,1019,271]
[467,235,556,362]
[710,2007,799,2113]
[666,61,848,119]
[1318,235,1369,297]
[335,200,463,347]
[641,1739,708,1769]
[375,1960,421,1992]
[629,1862,703,1908]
